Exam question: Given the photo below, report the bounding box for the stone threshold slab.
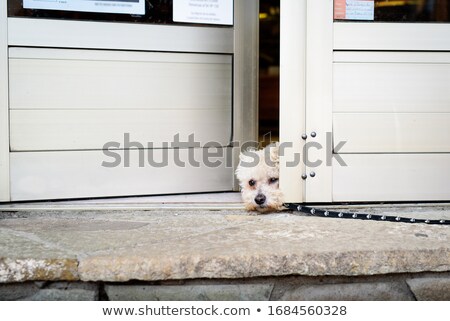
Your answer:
[0,206,449,283]
[0,193,243,211]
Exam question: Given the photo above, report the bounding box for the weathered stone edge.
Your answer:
[78,248,450,282]
[2,248,449,283]
[0,258,79,283]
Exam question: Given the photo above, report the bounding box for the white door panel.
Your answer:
[8,18,234,54]
[1,1,259,202]
[333,113,450,153]
[334,23,450,51]
[11,109,231,151]
[10,149,233,201]
[333,154,450,202]
[9,49,232,111]
[0,0,8,200]
[334,62,450,113]
[280,0,450,203]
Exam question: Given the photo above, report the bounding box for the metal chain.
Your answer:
[283,203,450,226]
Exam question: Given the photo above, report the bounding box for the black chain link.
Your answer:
[284,203,450,226]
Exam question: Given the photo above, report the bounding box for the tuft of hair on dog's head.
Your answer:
[235,143,284,213]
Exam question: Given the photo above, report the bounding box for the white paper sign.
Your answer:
[23,0,145,15]
[173,0,233,25]
[346,0,374,20]
[334,0,374,21]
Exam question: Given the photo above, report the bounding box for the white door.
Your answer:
[280,0,450,203]
[0,0,258,201]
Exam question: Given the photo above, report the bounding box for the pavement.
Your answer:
[0,199,449,283]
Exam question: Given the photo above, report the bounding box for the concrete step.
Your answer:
[0,203,449,283]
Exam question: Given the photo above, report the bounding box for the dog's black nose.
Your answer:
[255,194,266,205]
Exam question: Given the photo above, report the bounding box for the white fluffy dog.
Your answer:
[235,144,284,213]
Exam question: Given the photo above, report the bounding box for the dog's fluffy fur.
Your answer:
[235,144,284,213]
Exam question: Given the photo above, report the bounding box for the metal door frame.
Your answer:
[0,0,258,201]
[280,0,450,203]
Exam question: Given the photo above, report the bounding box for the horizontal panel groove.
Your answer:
[334,51,450,64]
[10,146,234,153]
[9,47,232,64]
[332,152,450,155]
[333,111,450,114]
[334,61,450,65]
[11,108,230,111]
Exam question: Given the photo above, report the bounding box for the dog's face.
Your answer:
[235,144,284,213]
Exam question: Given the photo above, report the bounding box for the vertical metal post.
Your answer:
[233,0,259,190]
[279,0,307,202]
[0,1,10,201]
[305,0,334,202]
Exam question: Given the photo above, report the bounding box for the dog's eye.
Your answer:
[269,177,279,184]
[249,179,256,187]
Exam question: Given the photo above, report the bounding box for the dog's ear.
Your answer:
[269,143,279,163]
[239,151,249,162]
[236,149,257,181]
[239,149,260,170]
[239,147,258,162]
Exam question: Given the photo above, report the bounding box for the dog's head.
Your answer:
[235,144,284,213]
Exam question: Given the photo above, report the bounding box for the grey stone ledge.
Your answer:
[0,208,449,282]
[105,284,273,301]
[280,282,415,301]
[406,277,450,300]
[22,288,98,301]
